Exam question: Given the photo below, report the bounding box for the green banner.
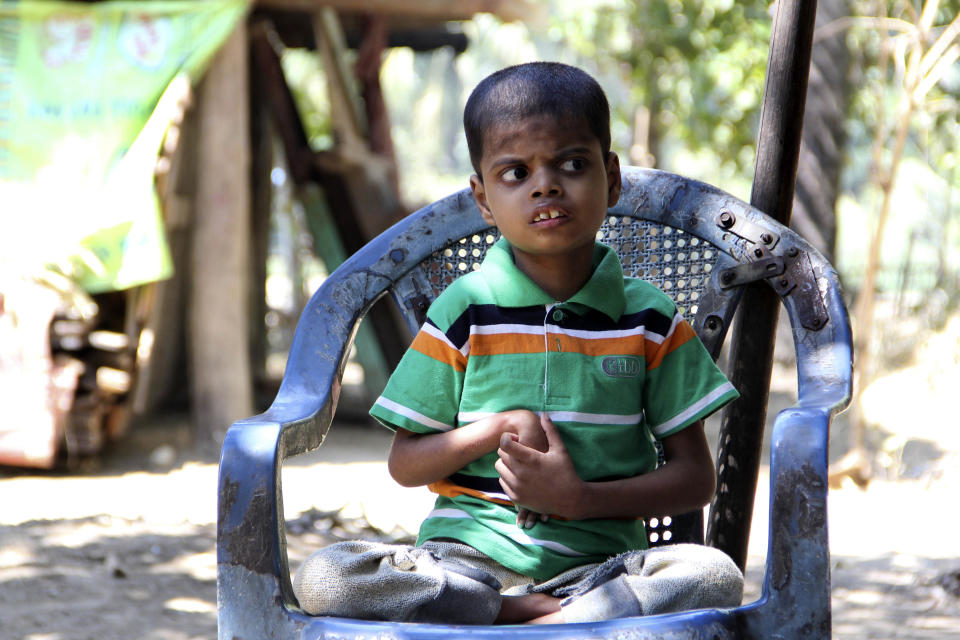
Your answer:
[0,0,248,292]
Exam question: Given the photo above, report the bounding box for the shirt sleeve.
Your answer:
[369,301,470,434]
[642,309,739,439]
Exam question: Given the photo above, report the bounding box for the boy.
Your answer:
[293,62,742,625]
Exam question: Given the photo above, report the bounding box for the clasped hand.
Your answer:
[495,413,584,527]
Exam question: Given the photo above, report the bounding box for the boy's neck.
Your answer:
[511,244,595,302]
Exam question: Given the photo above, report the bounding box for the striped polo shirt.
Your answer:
[370,238,738,580]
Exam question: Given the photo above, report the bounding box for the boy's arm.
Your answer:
[495,415,715,520]
[388,410,548,487]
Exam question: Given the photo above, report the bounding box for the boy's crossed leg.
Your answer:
[294,539,742,625]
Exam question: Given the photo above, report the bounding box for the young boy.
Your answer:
[293,61,743,625]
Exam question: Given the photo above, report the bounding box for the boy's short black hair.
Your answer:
[464,62,612,177]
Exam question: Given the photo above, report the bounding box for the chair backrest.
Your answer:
[382,192,738,546]
[393,219,719,331]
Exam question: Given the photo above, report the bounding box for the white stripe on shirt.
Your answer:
[470,323,545,336]
[426,508,588,557]
[427,508,475,520]
[546,325,647,341]
[458,410,643,426]
[506,530,589,557]
[464,314,683,344]
[650,381,737,436]
[422,321,470,356]
[374,396,453,432]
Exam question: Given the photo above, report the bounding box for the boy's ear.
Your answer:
[470,174,498,226]
[605,152,622,208]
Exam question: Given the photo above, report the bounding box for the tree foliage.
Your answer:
[546,0,771,175]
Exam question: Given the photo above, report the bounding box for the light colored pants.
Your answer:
[293,539,743,624]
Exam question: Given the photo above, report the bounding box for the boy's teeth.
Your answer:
[535,209,561,221]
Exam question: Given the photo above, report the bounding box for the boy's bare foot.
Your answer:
[495,593,563,624]
[526,610,565,624]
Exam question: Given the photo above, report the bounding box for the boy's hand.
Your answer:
[499,410,548,453]
[495,414,584,519]
[515,508,549,529]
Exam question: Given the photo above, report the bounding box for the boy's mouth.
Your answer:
[532,208,567,223]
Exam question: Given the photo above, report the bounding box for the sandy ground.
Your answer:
[2,315,959,639]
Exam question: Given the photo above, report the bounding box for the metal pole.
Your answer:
[706,0,818,571]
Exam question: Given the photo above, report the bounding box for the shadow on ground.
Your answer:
[0,516,218,640]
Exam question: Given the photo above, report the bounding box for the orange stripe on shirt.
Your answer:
[411,331,467,372]
[428,478,514,506]
[646,318,697,371]
[428,479,589,522]
[545,332,647,357]
[470,332,545,356]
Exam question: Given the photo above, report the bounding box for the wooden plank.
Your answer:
[355,13,399,196]
[313,7,368,150]
[256,0,531,23]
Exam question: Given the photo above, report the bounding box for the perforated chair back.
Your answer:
[217,167,852,639]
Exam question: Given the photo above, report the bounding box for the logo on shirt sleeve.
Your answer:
[600,356,642,378]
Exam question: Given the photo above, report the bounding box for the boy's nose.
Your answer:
[529,171,562,199]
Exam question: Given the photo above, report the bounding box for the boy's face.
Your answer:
[470,114,621,274]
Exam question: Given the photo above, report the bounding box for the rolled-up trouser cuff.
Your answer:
[560,576,642,623]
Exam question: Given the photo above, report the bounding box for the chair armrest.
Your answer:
[217,190,493,640]
[216,268,365,628]
[216,354,343,638]
[742,247,852,638]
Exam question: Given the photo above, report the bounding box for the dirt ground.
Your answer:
[2,316,960,640]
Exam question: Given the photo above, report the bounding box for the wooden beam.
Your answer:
[249,49,273,401]
[190,22,254,444]
[256,0,533,23]
[250,21,314,185]
[261,9,470,52]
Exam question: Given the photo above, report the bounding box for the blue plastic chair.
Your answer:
[217,166,852,639]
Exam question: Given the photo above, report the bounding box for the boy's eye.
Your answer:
[560,158,585,172]
[502,167,528,182]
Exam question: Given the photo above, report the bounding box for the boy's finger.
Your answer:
[539,413,565,449]
[497,475,518,502]
[516,508,540,529]
[516,508,533,528]
[495,459,519,491]
[498,435,536,462]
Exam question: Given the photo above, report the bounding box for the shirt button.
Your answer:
[551,309,564,322]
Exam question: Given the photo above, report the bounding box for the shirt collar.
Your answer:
[479,238,626,321]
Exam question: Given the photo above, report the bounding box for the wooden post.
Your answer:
[706,0,817,571]
[249,47,273,402]
[189,22,253,444]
